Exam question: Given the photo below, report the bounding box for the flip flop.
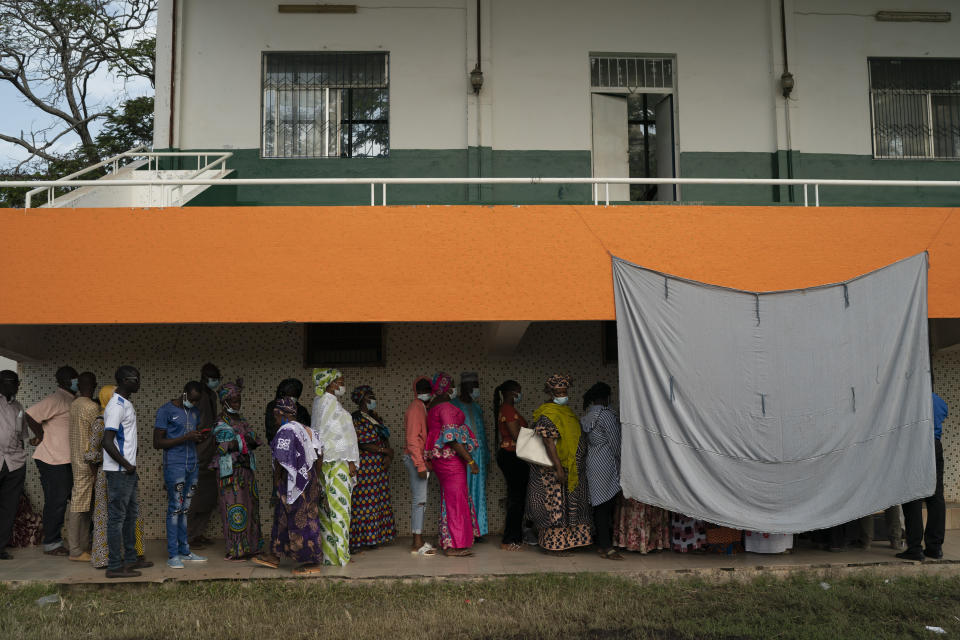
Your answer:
[500,543,524,552]
[600,549,624,561]
[292,564,324,575]
[252,556,279,569]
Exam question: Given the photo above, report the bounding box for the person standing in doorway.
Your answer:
[25,365,78,557]
[102,366,152,578]
[154,381,209,569]
[187,362,221,548]
[67,372,98,562]
[0,370,28,560]
[452,372,488,541]
[898,387,949,561]
[403,376,436,556]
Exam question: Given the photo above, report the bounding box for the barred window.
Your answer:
[870,58,960,159]
[262,52,389,158]
[590,55,673,90]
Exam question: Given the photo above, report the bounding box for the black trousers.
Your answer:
[594,495,617,549]
[497,449,529,545]
[36,460,72,547]
[0,462,26,550]
[903,439,945,556]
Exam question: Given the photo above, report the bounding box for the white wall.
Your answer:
[792,0,960,155]
[165,0,960,157]
[176,0,469,151]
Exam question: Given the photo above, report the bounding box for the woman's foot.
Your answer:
[474,537,485,543]
[225,555,248,562]
[543,549,573,557]
[598,548,624,561]
[444,548,474,557]
[292,563,323,575]
[500,543,524,552]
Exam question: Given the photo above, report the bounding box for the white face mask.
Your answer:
[448,387,457,399]
[553,396,569,406]
[225,405,240,414]
[366,399,377,411]
[334,385,346,397]
[417,393,432,402]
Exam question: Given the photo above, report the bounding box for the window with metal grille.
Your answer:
[262,52,389,158]
[590,55,673,90]
[869,58,960,159]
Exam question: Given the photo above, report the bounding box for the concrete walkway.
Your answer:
[3,532,959,584]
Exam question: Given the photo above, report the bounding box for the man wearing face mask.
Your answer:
[0,370,28,560]
[452,372,488,541]
[403,376,436,555]
[25,365,79,556]
[154,381,208,569]
[187,362,221,548]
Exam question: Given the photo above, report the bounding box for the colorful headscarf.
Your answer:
[218,378,243,403]
[313,368,342,395]
[351,385,374,406]
[275,396,297,415]
[546,374,572,391]
[98,385,116,412]
[431,372,454,396]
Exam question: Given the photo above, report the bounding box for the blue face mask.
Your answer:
[470,387,481,400]
[206,378,220,390]
[366,399,377,411]
[182,395,194,409]
[514,392,522,403]
[69,378,79,393]
[553,396,569,406]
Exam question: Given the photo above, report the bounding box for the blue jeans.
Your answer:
[106,471,139,570]
[403,454,428,534]
[163,464,199,558]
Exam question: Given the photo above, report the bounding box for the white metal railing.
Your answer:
[22,148,233,208]
[6,175,960,208]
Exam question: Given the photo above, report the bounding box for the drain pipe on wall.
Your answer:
[168,0,178,151]
[779,0,796,202]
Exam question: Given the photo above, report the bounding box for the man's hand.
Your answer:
[417,469,428,480]
[187,431,205,443]
[123,463,137,475]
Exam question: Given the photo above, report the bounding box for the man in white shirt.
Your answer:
[0,370,28,560]
[102,365,153,578]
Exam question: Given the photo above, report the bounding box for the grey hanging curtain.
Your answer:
[613,252,934,533]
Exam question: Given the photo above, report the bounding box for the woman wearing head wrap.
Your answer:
[210,379,264,561]
[451,372,489,541]
[310,368,359,566]
[525,374,593,555]
[426,372,480,556]
[85,385,147,568]
[256,397,325,574]
[348,385,397,552]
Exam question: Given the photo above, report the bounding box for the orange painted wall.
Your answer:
[1,205,957,323]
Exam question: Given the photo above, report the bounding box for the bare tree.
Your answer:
[0,0,156,170]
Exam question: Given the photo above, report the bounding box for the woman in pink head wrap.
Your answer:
[425,372,480,556]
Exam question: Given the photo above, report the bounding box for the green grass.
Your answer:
[2,572,960,639]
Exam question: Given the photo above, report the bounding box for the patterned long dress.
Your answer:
[613,498,671,553]
[452,399,488,537]
[85,415,144,568]
[270,422,324,563]
[670,514,708,553]
[349,412,396,549]
[525,415,593,551]
[211,414,263,560]
[426,402,480,550]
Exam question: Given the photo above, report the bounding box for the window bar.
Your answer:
[927,92,935,158]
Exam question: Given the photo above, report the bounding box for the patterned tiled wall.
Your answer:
[935,348,959,502]
[15,321,619,540]
[13,324,959,542]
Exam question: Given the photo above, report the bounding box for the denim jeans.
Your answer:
[163,464,199,558]
[403,454,428,534]
[106,470,139,570]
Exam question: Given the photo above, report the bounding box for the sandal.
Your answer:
[544,549,573,557]
[252,555,279,569]
[411,543,437,556]
[599,548,624,561]
[444,548,474,557]
[500,543,524,552]
[292,563,324,575]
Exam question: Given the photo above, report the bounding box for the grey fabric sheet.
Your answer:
[613,253,934,533]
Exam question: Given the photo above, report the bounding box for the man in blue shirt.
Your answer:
[897,387,949,561]
[154,381,209,569]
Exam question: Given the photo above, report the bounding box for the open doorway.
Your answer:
[590,54,677,202]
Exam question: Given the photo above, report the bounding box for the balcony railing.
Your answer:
[4,175,960,208]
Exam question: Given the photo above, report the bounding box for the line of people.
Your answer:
[0,364,949,573]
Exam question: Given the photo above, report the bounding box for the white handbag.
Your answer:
[516,426,552,466]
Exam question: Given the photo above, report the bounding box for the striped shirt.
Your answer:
[581,405,621,507]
